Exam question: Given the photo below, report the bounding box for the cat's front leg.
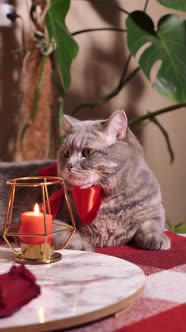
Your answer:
[133,220,171,250]
[53,221,94,252]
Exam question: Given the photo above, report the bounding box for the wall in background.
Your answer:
[65,0,186,225]
[0,0,185,225]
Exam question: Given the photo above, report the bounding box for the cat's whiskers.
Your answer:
[73,163,110,185]
[96,170,109,185]
[71,165,92,178]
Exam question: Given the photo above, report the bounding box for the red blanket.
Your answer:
[66,231,186,332]
[93,231,186,332]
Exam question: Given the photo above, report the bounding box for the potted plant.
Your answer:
[13,0,186,161]
[3,0,186,231]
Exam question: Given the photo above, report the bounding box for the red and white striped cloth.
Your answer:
[68,231,186,332]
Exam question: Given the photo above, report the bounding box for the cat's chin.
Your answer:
[65,172,100,189]
[73,182,93,189]
[68,178,94,189]
[79,184,93,189]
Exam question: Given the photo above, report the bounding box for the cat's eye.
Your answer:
[63,149,71,158]
[82,147,95,158]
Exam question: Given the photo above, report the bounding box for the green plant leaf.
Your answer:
[166,218,175,232]
[46,0,79,91]
[174,222,186,234]
[156,0,186,11]
[126,11,186,102]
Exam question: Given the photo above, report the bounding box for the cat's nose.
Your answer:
[67,163,74,171]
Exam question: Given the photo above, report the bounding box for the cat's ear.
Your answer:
[62,114,80,133]
[103,110,128,141]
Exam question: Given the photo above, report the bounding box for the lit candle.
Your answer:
[19,203,53,244]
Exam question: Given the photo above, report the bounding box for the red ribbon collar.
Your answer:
[39,163,102,225]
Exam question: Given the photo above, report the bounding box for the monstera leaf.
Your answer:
[46,0,79,91]
[157,0,186,11]
[126,11,186,102]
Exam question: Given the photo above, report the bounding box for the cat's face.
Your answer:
[57,110,128,189]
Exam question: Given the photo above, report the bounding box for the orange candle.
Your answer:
[19,203,53,244]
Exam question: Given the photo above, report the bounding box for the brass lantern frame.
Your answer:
[3,176,76,264]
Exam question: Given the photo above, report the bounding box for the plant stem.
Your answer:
[20,55,47,142]
[75,0,130,15]
[143,0,149,12]
[149,114,174,163]
[129,103,186,126]
[31,55,47,120]
[72,65,139,115]
[72,28,126,36]
[118,54,132,88]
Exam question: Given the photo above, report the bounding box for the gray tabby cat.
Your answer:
[56,110,170,251]
[0,110,170,251]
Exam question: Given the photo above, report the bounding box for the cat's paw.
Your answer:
[134,231,171,250]
[53,223,94,252]
[65,234,94,252]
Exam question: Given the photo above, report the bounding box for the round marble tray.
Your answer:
[0,247,145,331]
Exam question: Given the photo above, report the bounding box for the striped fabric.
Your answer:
[67,231,186,332]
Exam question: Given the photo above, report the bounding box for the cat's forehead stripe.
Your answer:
[66,127,98,150]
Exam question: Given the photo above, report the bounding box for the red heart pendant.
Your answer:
[72,185,102,225]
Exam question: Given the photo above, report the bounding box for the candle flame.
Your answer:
[38,307,45,323]
[34,203,40,214]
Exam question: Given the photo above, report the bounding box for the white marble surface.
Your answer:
[0,246,145,331]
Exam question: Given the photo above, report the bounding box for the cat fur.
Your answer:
[0,110,170,251]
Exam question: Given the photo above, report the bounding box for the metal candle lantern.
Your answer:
[3,176,76,264]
